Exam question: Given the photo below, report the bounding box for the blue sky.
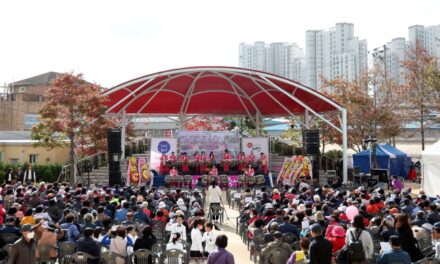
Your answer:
[0,0,439,88]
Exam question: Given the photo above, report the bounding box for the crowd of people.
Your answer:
[0,170,439,264]
[0,180,237,264]
[236,175,440,264]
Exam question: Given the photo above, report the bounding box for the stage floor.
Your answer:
[153,175,272,188]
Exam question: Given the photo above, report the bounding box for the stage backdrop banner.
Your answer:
[242,138,269,157]
[177,131,240,162]
[150,138,178,171]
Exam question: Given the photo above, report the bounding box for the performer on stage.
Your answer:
[222,149,231,174]
[193,151,200,174]
[258,152,268,175]
[209,165,218,176]
[247,151,256,163]
[181,152,190,174]
[209,151,215,164]
[200,151,208,175]
[244,164,255,177]
[169,151,177,164]
[170,166,178,177]
[159,152,168,176]
[237,151,246,173]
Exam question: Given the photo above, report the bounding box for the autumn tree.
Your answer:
[31,73,109,183]
[321,67,403,153]
[401,41,440,150]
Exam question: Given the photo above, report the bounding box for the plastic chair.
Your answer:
[100,251,119,264]
[36,244,58,264]
[71,252,98,264]
[128,249,153,264]
[59,242,77,264]
[251,233,266,264]
[237,175,245,190]
[151,220,166,242]
[209,204,223,224]
[164,249,186,264]
[418,236,434,256]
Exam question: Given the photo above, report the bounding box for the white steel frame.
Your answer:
[102,67,349,183]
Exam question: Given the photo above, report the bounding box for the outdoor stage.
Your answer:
[152,174,272,188]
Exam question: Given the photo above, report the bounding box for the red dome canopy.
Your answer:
[103,66,343,117]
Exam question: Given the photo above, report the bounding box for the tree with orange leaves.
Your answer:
[31,73,109,183]
[321,66,403,153]
[401,41,440,150]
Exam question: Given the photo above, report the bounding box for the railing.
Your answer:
[57,152,108,183]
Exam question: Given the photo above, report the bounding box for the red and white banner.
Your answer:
[242,138,269,157]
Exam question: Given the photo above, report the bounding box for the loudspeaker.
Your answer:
[109,161,122,186]
[311,158,320,179]
[371,169,389,183]
[304,129,320,155]
[107,128,122,154]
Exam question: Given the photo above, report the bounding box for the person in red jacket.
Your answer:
[328,225,346,254]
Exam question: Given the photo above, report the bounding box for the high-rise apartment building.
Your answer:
[238,41,306,83]
[408,24,440,57]
[382,37,408,85]
[305,23,368,91]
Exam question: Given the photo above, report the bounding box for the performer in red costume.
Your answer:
[200,151,208,175]
[193,151,200,174]
[159,152,168,175]
[259,152,268,175]
[169,166,178,177]
[245,164,255,176]
[247,151,256,163]
[237,151,246,173]
[181,152,190,174]
[222,149,231,174]
[169,151,177,164]
[209,165,218,176]
[209,151,215,164]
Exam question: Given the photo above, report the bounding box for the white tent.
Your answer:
[421,140,440,196]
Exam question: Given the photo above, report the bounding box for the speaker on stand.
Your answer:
[108,128,122,186]
[304,129,320,182]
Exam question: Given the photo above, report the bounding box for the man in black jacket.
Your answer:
[309,224,332,264]
[77,228,100,264]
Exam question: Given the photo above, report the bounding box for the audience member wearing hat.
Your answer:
[309,224,332,264]
[261,231,293,257]
[328,225,346,253]
[8,224,36,264]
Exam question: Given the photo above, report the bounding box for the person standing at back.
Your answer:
[345,214,374,264]
[309,224,332,264]
[208,180,222,221]
[395,213,424,262]
[207,235,234,264]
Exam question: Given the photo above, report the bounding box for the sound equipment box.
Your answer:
[371,168,389,184]
[304,129,320,155]
[107,128,122,154]
[109,161,122,186]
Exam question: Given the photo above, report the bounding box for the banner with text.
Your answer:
[242,138,269,157]
[177,131,240,162]
[150,138,178,171]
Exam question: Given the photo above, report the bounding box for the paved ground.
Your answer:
[203,190,253,264]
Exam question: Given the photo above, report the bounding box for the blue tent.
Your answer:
[352,144,411,178]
